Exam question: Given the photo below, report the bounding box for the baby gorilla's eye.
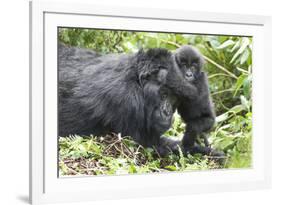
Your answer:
[179,63,186,68]
[158,65,167,70]
[191,62,198,67]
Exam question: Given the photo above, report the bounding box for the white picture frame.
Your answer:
[29,0,272,204]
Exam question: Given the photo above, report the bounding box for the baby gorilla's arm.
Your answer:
[166,79,198,100]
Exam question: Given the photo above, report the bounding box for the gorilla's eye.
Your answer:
[179,62,187,67]
[158,65,167,70]
[191,62,198,67]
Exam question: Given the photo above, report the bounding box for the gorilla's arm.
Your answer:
[165,62,199,100]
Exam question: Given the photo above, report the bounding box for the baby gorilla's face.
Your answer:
[174,45,204,82]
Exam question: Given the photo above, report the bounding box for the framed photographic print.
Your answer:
[29,0,272,204]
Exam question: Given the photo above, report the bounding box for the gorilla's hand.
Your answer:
[165,74,198,100]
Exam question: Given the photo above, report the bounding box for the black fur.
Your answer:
[58,44,198,151]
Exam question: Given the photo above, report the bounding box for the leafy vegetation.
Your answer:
[59,134,219,176]
[59,28,252,176]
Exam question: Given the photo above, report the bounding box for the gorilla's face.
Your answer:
[174,45,204,82]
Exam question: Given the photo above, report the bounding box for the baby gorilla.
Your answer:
[172,45,225,157]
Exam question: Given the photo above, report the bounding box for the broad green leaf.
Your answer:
[165,165,177,171]
[240,48,250,65]
[234,74,246,96]
[230,40,241,52]
[216,112,229,123]
[230,104,245,113]
[216,40,235,49]
[236,67,249,74]
[230,38,250,64]
[128,164,137,173]
[243,74,252,98]
[218,138,234,150]
[240,95,250,111]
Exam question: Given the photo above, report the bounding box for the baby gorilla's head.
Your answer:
[174,45,205,82]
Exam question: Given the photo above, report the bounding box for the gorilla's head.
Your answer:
[174,45,205,82]
[136,48,173,87]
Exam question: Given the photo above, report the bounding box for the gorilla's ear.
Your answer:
[138,72,148,88]
[138,68,168,87]
[138,69,159,87]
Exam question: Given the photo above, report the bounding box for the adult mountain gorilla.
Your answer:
[58,43,222,156]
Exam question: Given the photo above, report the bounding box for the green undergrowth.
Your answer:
[59,134,220,176]
[59,109,251,176]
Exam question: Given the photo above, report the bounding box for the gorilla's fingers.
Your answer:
[157,136,182,156]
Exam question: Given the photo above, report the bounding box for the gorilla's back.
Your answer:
[58,44,144,139]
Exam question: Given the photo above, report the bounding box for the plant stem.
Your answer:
[203,56,238,79]
[212,88,235,96]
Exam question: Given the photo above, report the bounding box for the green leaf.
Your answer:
[230,38,250,63]
[230,104,245,113]
[243,74,252,98]
[216,112,229,123]
[230,40,241,52]
[211,41,220,48]
[216,40,235,49]
[234,74,246,96]
[240,48,250,65]
[128,164,137,173]
[236,67,249,74]
[240,95,250,111]
[165,165,177,171]
[219,137,234,150]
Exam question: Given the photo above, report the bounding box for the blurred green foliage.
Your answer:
[59,28,252,175]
